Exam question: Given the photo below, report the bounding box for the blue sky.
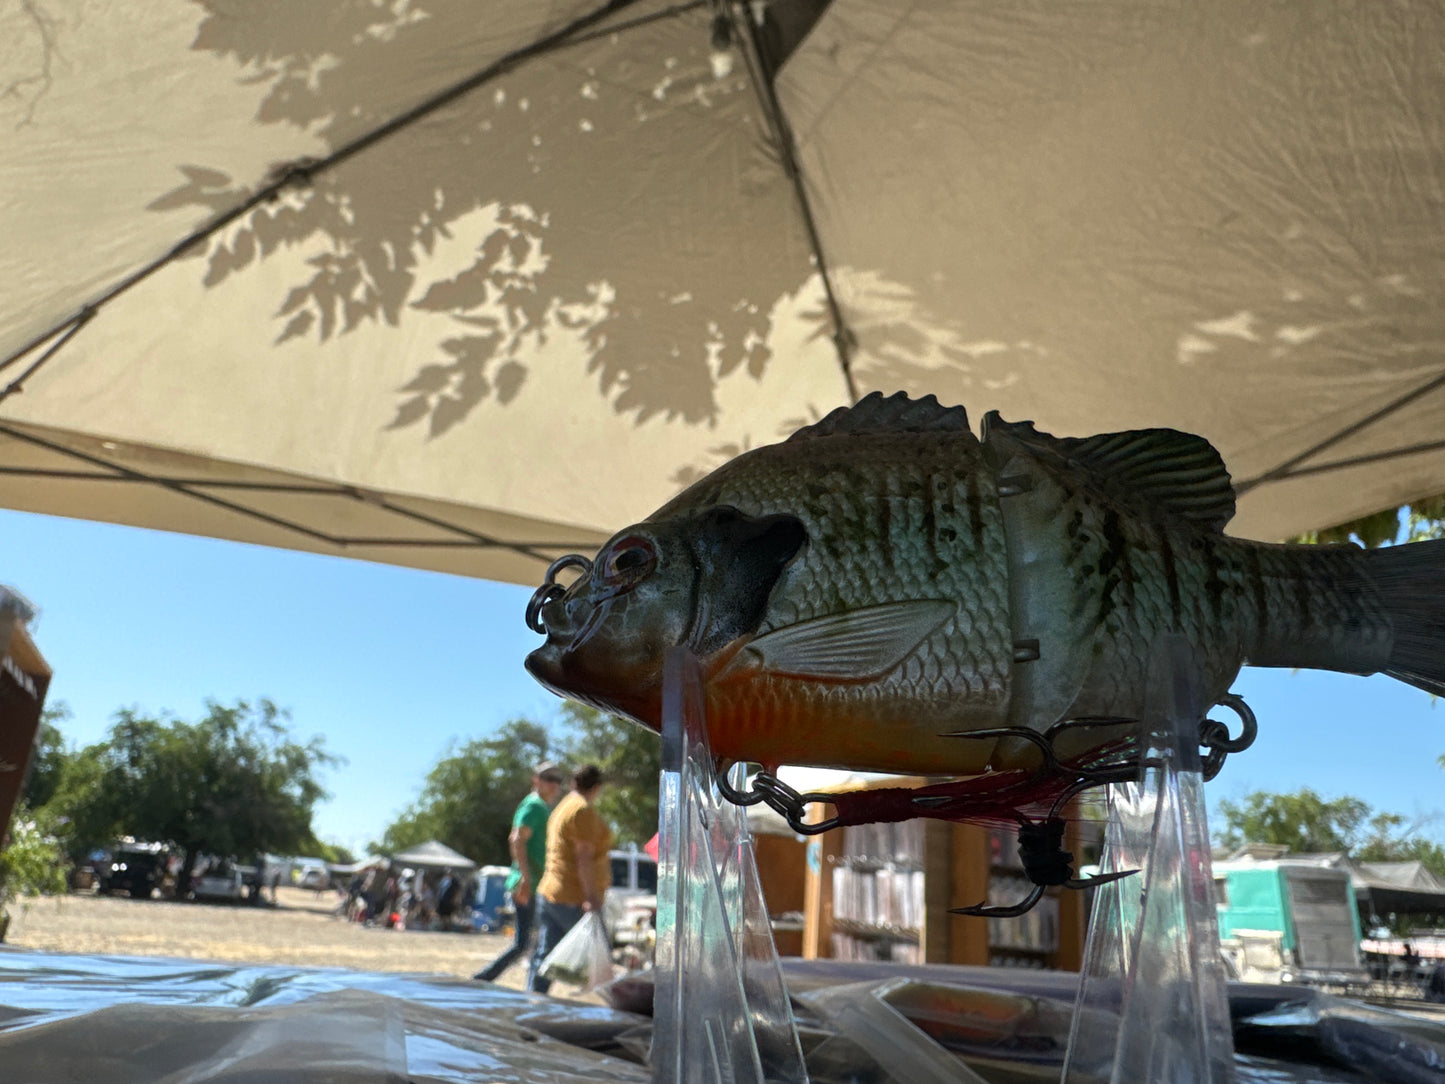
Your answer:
[4,508,1442,856]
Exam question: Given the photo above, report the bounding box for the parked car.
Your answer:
[298,865,330,891]
[605,846,657,953]
[192,862,246,902]
[96,842,169,899]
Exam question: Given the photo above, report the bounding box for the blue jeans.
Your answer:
[473,894,535,981]
[528,896,584,994]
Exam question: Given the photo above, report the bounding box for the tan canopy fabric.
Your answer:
[4,1,1444,586]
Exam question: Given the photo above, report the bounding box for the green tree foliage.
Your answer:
[375,719,551,867]
[1216,788,1370,854]
[373,703,663,866]
[0,804,68,902]
[1296,495,1445,547]
[555,702,660,848]
[46,699,335,895]
[44,742,113,866]
[1351,811,1445,879]
[21,701,72,810]
[308,840,355,865]
[1216,788,1445,879]
[1402,495,1445,542]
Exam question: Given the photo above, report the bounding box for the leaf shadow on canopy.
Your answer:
[154,0,822,438]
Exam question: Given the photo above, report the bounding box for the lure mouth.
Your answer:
[524,639,566,694]
[522,541,679,728]
[523,606,660,728]
[524,554,585,697]
[526,553,594,636]
[523,551,618,698]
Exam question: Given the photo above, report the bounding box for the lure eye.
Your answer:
[601,535,656,588]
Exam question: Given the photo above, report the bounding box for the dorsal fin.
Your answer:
[983,412,1236,531]
[787,391,974,443]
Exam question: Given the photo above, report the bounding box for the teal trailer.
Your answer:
[1214,858,1366,986]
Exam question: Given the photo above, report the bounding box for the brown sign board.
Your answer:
[0,608,52,844]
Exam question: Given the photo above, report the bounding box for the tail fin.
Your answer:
[1370,537,1445,696]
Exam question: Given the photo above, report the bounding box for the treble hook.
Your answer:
[951,814,1138,918]
[525,553,593,633]
[944,717,1139,785]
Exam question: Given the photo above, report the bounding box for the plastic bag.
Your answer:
[538,912,616,991]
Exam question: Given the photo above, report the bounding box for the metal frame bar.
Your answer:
[0,0,690,380]
[6,0,1441,547]
[0,424,593,561]
[731,1,859,404]
[0,0,707,565]
[1235,370,1445,495]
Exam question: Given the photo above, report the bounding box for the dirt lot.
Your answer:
[2,886,531,988]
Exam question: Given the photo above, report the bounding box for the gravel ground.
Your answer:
[2,886,533,989]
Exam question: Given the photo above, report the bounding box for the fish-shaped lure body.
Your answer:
[526,393,1445,775]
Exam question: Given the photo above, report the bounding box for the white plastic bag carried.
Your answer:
[537,911,616,991]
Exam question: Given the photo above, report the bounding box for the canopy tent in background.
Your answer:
[327,855,390,876]
[3,0,1445,589]
[1351,860,1445,919]
[390,840,478,873]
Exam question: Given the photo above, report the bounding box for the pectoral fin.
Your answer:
[745,600,955,680]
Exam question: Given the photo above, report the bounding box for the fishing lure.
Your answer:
[526,393,1444,912]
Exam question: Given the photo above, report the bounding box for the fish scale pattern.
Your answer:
[1031,463,1391,721]
[705,430,1013,716]
[1064,509,1259,717]
[1245,540,1391,675]
[532,394,1441,776]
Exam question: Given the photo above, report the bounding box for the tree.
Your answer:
[1215,788,1445,880]
[48,699,336,896]
[1352,811,1445,880]
[1215,788,1371,855]
[0,804,68,903]
[555,702,661,848]
[373,702,663,865]
[308,840,355,865]
[376,719,551,867]
[44,742,114,866]
[1296,495,1445,547]
[21,701,72,811]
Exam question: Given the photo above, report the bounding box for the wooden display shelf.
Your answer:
[831,917,921,944]
[0,600,51,843]
[800,776,1089,970]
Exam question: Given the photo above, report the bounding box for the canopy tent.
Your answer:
[390,840,478,873]
[4,1,1445,588]
[1352,859,1445,919]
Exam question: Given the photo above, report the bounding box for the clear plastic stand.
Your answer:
[650,646,810,1084]
[1062,636,1236,1083]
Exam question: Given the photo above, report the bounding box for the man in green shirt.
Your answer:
[472,761,565,982]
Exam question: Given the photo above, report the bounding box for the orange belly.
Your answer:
[697,672,1009,775]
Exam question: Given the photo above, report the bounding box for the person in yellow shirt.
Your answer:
[529,763,612,993]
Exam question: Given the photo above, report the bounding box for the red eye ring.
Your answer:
[602,535,656,585]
